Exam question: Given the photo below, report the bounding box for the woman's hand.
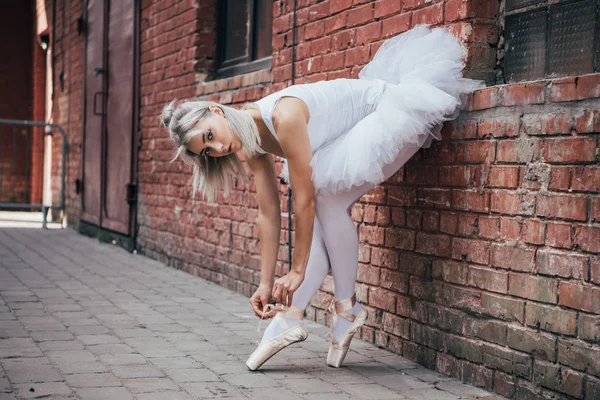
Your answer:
[272,270,304,307]
[250,283,274,319]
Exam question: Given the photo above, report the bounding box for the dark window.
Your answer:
[217,0,273,77]
[503,0,600,83]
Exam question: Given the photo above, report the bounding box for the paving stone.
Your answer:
[403,388,462,400]
[111,365,164,379]
[29,331,74,342]
[64,372,122,388]
[87,344,134,355]
[0,339,42,358]
[13,382,72,399]
[180,382,244,399]
[164,368,220,383]
[282,378,341,394]
[38,340,85,351]
[136,391,193,400]
[121,377,180,393]
[0,377,11,392]
[78,334,122,345]
[1,358,63,383]
[75,386,134,400]
[148,357,200,370]
[98,354,148,366]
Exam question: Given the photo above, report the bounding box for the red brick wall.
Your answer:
[46,0,600,398]
[137,1,600,399]
[47,0,86,223]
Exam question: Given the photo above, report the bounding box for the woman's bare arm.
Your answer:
[247,153,281,317]
[271,98,315,306]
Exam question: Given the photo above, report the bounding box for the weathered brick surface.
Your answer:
[39,0,600,398]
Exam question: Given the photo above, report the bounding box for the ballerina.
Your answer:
[161,24,485,371]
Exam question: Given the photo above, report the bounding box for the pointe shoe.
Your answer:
[246,305,307,371]
[325,294,367,368]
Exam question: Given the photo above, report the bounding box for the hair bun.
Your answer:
[160,99,178,128]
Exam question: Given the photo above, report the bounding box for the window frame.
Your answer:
[215,0,273,79]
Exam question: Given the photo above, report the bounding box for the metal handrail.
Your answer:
[0,119,67,228]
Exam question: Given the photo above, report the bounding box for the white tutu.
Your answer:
[278,24,485,195]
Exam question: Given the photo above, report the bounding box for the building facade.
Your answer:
[4,1,600,398]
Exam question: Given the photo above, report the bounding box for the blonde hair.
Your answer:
[161,99,262,202]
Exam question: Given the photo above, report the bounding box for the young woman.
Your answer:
[161,24,485,371]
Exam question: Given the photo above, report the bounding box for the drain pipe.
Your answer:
[288,0,297,271]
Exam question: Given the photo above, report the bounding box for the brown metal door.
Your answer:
[82,0,105,226]
[102,0,135,234]
[82,0,136,235]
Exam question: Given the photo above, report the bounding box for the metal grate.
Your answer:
[506,0,544,12]
[504,9,548,82]
[548,0,597,77]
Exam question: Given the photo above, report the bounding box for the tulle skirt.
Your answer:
[299,24,485,196]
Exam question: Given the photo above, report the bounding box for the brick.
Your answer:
[501,82,546,106]
[496,138,540,163]
[356,21,381,44]
[432,259,468,285]
[572,166,600,192]
[368,287,396,312]
[384,227,415,250]
[371,247,398,268]
[418,189,452,208]
[415,233,451,257]
[374,0,402,18]
[465,318,507,345]
[412,276,441,303]
[544,137,597,163]
[507,325,556,361]
[359,225,385,245]
[471,87,499,110]
[500,217,521,241]
[491,244,535,272]
[383,313,410,339]
[593,197,600,222]
[452,238,490,265]
[559,281,600,313]
[388,187,416,206]
[521,112,572,136]
[493,371,516,399]
[536,194,587,222]
[413,2,444,25]
[579,314,600,343]
[509,273,557,303]
[525,303,577,335]
[574,226,600,253]
[533,360,584,398]
[551,76,577,102]
[549,166,571,191]
[411,322,443,350]
[576,73,600,100]
[347,3,373,27]
[441,284,481,314]
[468,266,508,294]
[445,335,483,363]
[461,361,494,392]
[537,250,587,279]
[452,190,489,213]
[478,216,500,239]
[522,220,545,245]
[357,264,380,285]
[558,338,600,376]
[381,12,411,38]
[457,214,477,236]
[330,0,353,13]
[592,256,600,285]
[478,116,520,138]
[575,109,600,133]
[380,269,408,293]
[440,165,481,187]
[587,377,600,400]
[482,343,531,377]
[455,141,495,163]
[440,212,458,234]
[546,222,572,248]
[429,306,465,334]
[325,12,347,34]
[488,166,519,188]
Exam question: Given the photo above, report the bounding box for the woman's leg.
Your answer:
[315,141,423,340]
[260,216,330,342]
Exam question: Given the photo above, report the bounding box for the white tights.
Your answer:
[261,140,425,343]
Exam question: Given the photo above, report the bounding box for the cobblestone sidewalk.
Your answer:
[0,228,505,400]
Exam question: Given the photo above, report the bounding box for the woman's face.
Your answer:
[186,106,242,158]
